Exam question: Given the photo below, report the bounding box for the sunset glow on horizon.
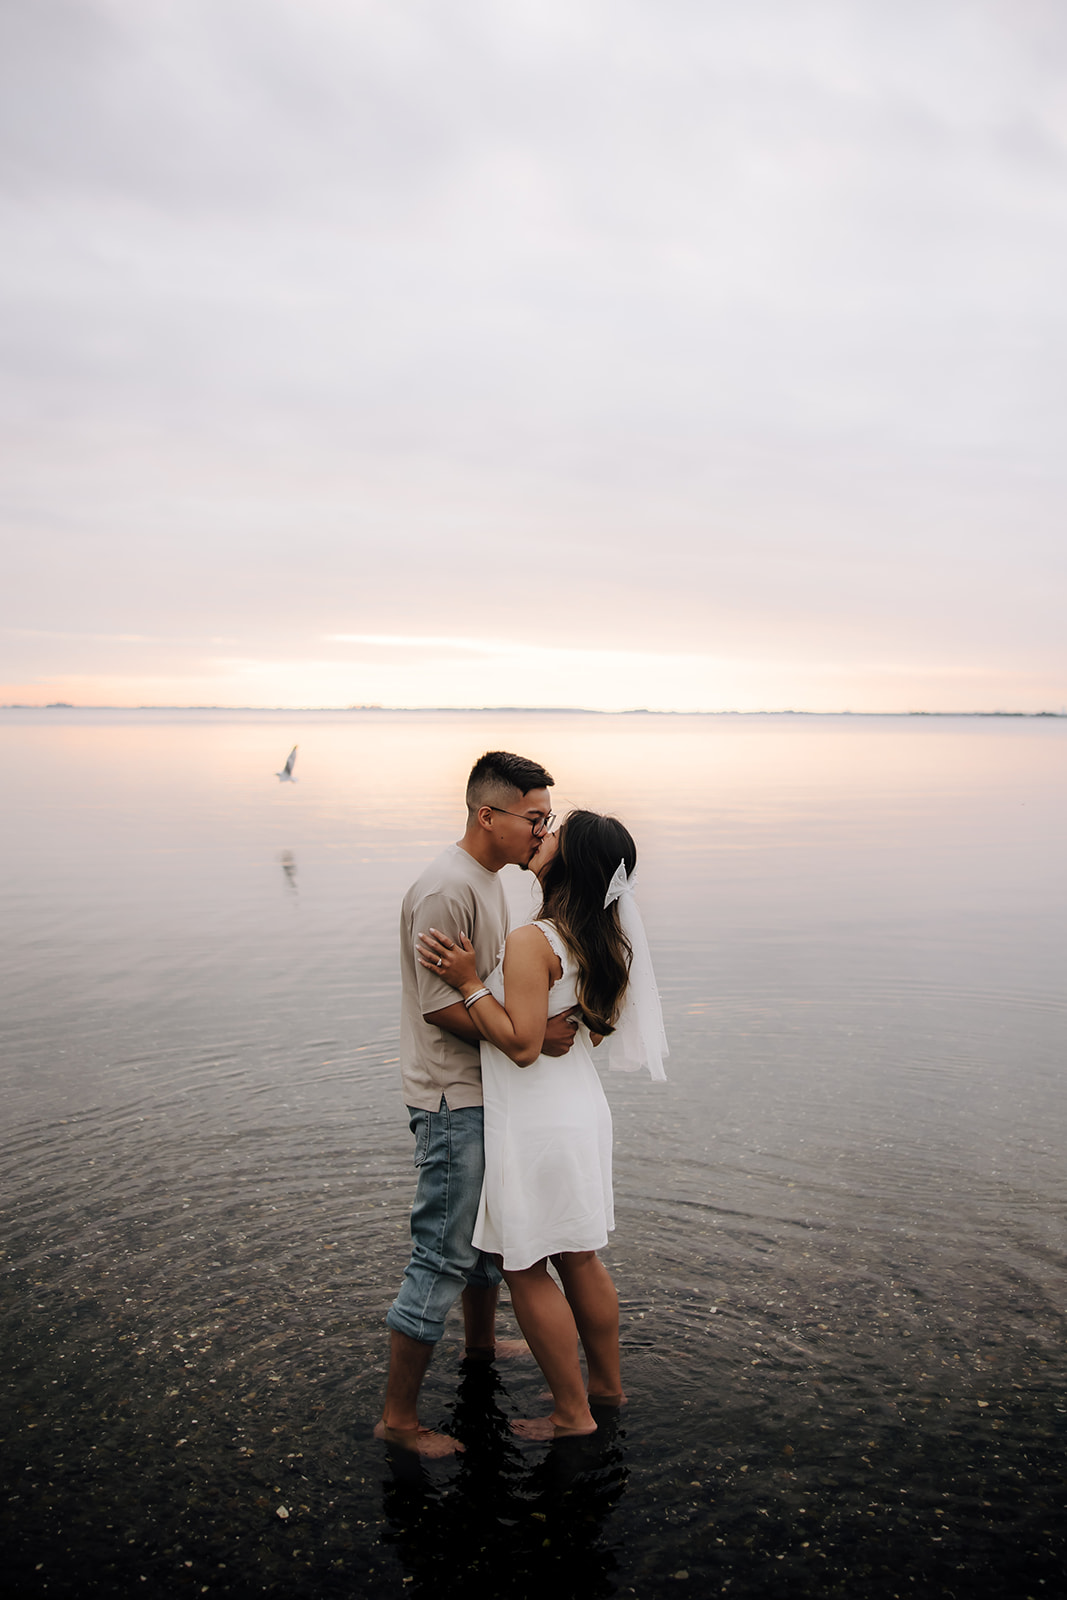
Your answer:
[4,633,1063,717]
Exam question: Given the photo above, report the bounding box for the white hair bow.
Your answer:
[603,858,632,909]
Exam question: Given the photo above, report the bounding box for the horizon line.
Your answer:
[4,704,1065,719]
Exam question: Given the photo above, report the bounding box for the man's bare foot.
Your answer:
[463,1337,531,1363]
[373,1420,465,1457]
[510,1414,597,1441]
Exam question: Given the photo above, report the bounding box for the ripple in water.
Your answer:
[3,710,1066,1596]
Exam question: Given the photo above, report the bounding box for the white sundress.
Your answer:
[472,920,615,1272]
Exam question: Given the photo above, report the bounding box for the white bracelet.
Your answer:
[463,987,491,1010]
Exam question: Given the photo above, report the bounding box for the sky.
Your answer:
[2,0,1066,713]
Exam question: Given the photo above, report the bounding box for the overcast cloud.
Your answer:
[3,0,1066,709]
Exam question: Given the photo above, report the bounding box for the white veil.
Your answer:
[602,860,668,1081]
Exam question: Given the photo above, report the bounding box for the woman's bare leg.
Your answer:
[461,1279,530,1361]
[552,1250,625,1403]
[503,1260,597,1439]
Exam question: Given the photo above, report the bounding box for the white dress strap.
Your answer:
[531,919,568,966]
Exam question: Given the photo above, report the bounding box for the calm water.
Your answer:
[2,708,1065,1599]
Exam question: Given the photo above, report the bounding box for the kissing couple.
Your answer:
[376,750,667,1456]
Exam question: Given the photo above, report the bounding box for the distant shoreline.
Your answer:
[4,705,1065,719]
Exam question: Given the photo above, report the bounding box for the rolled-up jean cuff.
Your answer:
[386,1100,501,1345]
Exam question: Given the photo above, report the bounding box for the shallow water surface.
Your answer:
[2,709,1065,1597]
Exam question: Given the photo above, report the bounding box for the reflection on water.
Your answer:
[1,709,1065,1596]
[382,1367,628,1600]
[279,848,298,895]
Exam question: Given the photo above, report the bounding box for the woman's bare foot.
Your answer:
[373,1420,465,1457]
[510,1414,597,1441]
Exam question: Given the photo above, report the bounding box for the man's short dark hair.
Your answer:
[466,750,554,812]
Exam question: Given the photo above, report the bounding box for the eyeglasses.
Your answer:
[487,806,556,835]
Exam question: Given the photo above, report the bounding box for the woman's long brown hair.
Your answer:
[538,810,637,1034]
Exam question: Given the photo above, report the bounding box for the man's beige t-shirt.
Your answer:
[398,842,510,1111]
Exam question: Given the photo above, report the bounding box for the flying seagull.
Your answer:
[275,746,298,782]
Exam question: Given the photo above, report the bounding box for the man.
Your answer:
[376,751,577,1456]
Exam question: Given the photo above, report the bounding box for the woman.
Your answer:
[417,809,666,1440]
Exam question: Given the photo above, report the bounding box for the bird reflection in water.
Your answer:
[279,850,298,894]
[380,1360,628,1600]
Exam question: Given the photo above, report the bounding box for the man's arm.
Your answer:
[426,1002,577,1056]
[424,1001,482,1046]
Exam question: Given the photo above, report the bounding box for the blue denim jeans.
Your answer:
[386,1099,501,1345]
